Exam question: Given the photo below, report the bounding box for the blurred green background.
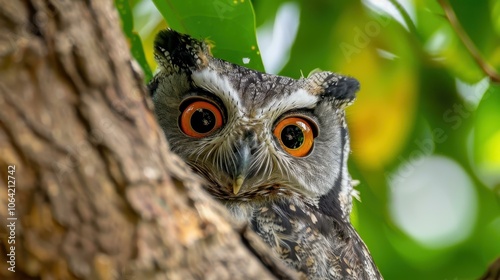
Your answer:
[118,0,500,278]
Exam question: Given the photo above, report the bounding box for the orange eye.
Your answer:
[274,117,315,157]
[179,100,223,138]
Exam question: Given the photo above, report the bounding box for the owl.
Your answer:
[149,29,382,280]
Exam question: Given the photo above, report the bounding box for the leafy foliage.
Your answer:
[151,0,264,71]
[115,0,153,81]
[123,0,500,279]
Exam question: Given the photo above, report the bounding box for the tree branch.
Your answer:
[478,257,500,280]
[438,0,500,83]
[0,1,299,279]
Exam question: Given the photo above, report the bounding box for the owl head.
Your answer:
[150,29,359,220]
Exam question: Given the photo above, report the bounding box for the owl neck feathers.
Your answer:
[315,118,355,222]
[303,71,358,222]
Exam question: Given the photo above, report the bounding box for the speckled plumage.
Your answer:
[149,29,382,279]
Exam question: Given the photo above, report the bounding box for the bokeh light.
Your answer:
[389,155,477,248]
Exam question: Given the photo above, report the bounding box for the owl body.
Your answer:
[149,29,382,279]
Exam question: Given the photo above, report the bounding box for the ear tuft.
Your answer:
[306,72,360,105]
[153,29,211,74]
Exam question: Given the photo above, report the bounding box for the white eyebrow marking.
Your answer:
[259,88,317,118]
[191,69,318,119]
[191,68,244,115]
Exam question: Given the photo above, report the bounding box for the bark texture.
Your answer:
[0,1,299,279]
[479,258,500,280]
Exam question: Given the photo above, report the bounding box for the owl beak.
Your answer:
[231,138,254,195]
[232,175,245,195]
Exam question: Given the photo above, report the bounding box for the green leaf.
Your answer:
[473,84,500,189]
[151,0,264,71]
[115,0,153,82]
[493,0,500,36]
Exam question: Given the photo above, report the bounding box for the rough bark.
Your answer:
[0,1,298,279]
[479,258,500,280]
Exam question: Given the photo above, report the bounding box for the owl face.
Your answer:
[150,30,359,211]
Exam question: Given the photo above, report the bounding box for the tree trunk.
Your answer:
[0,1,298,279]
